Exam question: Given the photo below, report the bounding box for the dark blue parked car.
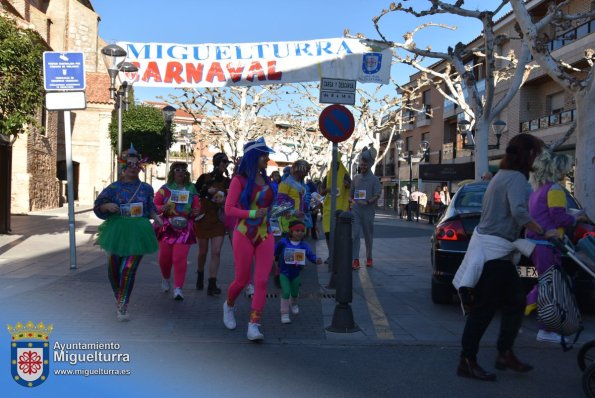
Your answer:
[429,181,590,306]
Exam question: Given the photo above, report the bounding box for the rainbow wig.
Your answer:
[117,144,148,173]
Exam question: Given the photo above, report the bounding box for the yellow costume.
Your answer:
[322,159,351,233]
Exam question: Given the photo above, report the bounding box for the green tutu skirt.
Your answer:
[97,216,158,256]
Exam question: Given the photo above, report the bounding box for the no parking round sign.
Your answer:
[318,104,355,143]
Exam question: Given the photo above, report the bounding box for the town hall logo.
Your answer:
[7,321,53,387]
[362,53,382,75]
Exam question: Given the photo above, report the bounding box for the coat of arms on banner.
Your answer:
[8,321,53,387]
[362,53,382,75]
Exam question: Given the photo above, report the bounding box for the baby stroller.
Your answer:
[550,234,595,397]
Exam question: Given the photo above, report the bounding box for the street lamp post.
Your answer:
[181,133,197,180]
[162,105,176,173]
[101,44,139,160]
[458,119,505,150]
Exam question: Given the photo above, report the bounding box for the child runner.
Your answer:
[275,220,322,324]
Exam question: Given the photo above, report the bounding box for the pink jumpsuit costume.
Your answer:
[225,175,275,323]
[154,183,201,289]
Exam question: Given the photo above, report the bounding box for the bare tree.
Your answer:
[287,82,402,176]
[167,85,284,161]
[369,0,535,179]
[273,121,332,178]
[511,0,595,219]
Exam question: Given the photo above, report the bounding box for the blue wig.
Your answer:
[238,148,275,209]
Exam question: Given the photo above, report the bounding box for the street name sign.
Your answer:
[319,78,356,105]
[43,52,86,91]
[318,104,355,143]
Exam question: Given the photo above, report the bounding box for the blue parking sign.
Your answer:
[43,52,86,91]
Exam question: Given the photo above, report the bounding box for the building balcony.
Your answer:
[379,130,394,143]
[537,19,595,55]
[520,109,575,134]
[415,105,432,127]
[443,102,457,119]
[374,164,383,177]
[384,163,395,176]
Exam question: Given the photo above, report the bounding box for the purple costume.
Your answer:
[526,182,576,307]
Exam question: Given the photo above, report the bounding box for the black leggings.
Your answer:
[461,259,526,361]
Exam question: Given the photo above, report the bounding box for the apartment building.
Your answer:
[374,0,594,208]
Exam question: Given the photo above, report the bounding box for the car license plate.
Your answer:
[518,266,537,278]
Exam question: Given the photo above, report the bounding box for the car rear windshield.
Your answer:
[454,186,486,209]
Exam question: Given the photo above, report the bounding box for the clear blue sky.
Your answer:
[93,0,507,102]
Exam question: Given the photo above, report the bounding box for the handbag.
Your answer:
[537,263,583,351]
[169,216,188,229]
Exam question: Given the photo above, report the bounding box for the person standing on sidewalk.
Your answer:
[194,152,231,295]
[94,145,162,321]
[409,186,422,221]
[275,220,322,324]
[440,186,451,208]
[222,137,276,341]
[154,162,201,301]
[398,185,410,219]
[350,147,381,270]
[456,134,545,381]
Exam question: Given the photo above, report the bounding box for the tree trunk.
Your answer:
[0,136,12,234]
[574,84,595,221]
[474,119,490,180]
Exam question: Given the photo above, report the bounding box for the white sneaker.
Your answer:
[173,287,184,301]
[244,283,254,297]
[536,329,562,343]
[247,322,264,341]
[223,301,236,330]
[116,305,130,322]
[161,278,171,292]
[291,304,300,315]
[281,313,291,324]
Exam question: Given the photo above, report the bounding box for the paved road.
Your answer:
[0,208,592,397]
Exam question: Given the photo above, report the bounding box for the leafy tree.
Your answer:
[0,15,45,138]
[0,15,45,233]
[108,104,172,163]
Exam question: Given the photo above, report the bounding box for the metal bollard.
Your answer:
[326,211,360,333]
[327,210,344,289]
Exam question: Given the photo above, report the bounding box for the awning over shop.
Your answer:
[419,162,475,182]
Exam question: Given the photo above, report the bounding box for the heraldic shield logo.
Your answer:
[7,321,53,387]
[362,53,382,75]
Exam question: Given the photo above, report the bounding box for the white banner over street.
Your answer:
[117,38,392,88]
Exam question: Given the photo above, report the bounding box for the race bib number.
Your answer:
[120,202,143,217]
[270,218,282,236]
[355,190,367,200]
[170,190,190,204]
[284,248,306,265]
